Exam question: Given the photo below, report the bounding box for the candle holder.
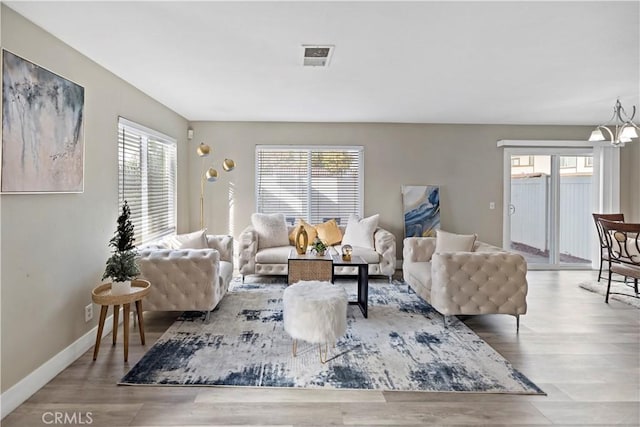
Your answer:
[342,244,353,261]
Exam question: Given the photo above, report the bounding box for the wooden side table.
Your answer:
[91,279,151,362]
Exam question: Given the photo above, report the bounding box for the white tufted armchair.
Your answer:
[403,237,528,331]
[137,235,233,319]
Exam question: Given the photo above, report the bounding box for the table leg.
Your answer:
[123,303,130,362]
[359,265,369,318]
[135,300,145,345]
[92,305,108,361]
[112,304,120,345]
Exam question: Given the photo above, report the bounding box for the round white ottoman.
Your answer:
[283,280,348,363]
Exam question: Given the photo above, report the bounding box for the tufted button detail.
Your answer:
[413,246,528,316]
[138,243,232,312]
[241,225,397,281]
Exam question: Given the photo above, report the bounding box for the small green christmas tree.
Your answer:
[102,201,140,282]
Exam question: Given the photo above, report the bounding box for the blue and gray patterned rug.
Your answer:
[120,278,543,394]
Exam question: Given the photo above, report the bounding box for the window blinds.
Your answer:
[256,146,363,225]
[118,119,176,244]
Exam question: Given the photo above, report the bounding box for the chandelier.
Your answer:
[588,99,639,146]
[197,142,235,229]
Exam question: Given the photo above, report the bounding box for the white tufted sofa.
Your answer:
[137,235,233,316]
[239,225,396,281]
[403,237,528,329]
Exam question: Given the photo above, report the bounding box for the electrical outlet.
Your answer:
[489,202,496,210]
[84,304,93,323]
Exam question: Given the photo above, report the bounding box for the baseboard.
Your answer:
[1,312,118,419]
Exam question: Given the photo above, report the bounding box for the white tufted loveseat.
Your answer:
[403,237,528,330]
[137,235,233,317]
[238,225,396,281]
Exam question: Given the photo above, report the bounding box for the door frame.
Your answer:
[497,140,620,270]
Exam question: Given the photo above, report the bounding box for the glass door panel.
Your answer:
[506,151,593,268]
[509,155,551,264]
[558,155,593,265]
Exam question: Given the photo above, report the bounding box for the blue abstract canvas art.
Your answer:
[2,50,84,193]
[402,185,440,237]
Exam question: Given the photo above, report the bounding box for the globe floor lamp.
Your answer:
[197,142,235,229]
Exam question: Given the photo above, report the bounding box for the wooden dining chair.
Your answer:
[598,219,640,303]
[592,213,625,282]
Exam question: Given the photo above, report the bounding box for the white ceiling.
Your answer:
[6,1,640,125]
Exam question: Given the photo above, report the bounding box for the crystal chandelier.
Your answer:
[588,99,639,146]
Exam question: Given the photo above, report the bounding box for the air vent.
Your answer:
[302,45,334,67]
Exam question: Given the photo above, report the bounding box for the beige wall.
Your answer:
[188,122,594,253]
[620,142,640,222]
[0,6,189,392]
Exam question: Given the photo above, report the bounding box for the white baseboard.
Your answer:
[1,313,118,419]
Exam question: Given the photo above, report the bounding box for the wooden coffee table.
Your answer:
[332,255,369,318]
[91,279,150,362]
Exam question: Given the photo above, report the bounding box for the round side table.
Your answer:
[91,279,151,362]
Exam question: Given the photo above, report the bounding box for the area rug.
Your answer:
[120,278,544,394]
[579,280,640,308]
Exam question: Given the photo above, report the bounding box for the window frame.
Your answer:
[254,145,364,225]
[117,117,177,245]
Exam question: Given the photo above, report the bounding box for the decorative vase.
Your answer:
[295,227,308,255]
[111,280,131,296]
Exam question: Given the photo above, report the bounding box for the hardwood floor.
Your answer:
[3,270,639,426]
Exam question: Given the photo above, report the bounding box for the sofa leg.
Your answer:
[205,311,211,323]
[242,275,245,283]
[516,315,520,334]
[389,275,393,284]
[443,315,449,329]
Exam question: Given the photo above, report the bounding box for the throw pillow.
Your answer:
[288,219,318,246]
[251,213,290,250]
[315,219,343,246]
[163,229,208,250]
[342,214,379,249]
[435,230,477,253]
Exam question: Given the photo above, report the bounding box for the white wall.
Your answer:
[0,6,189,393]
[188,121,595,255]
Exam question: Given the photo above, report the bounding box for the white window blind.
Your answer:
[256,146,363,225]
[118,118,176,244]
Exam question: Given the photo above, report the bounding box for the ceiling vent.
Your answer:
[302,45,334,67]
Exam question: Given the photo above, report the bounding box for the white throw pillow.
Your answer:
[435,230,477,253]
[163,229,208,250]
[251,213,290,250]
[342,214,379,250]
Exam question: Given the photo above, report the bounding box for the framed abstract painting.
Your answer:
[2,50,85,193]
[402,185,440,238]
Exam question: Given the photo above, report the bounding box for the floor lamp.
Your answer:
[197,142,235,230]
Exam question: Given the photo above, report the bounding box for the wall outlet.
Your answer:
[84,304,93,323]
[489,202,496,210]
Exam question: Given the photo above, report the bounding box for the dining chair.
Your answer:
[592,213,625,282]
[598,219,640,303]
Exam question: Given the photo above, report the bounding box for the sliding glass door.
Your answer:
[505,149,594,268]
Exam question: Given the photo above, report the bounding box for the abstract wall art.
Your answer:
[402,185,440,238]
[2,50,84,193]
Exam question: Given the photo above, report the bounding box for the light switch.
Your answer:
[489,202,495,210]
